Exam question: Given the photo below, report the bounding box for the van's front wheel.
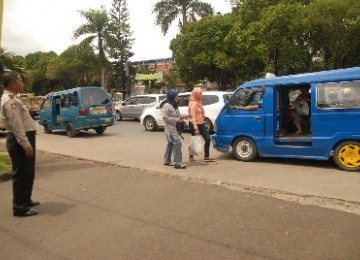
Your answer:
[333,141,360,171]
[232,137,258,162]
[66,123,78,138]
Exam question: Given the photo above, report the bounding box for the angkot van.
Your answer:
[39,87,114,137]
[212,67,360,171]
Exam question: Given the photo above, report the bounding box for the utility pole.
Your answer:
[0,0,3,49]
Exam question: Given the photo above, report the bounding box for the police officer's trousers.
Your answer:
[6,131,36,207]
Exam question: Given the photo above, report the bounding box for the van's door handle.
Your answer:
[253,116,261,120]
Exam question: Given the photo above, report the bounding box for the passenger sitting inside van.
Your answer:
[233,91,263,111]
[289,87,310,135]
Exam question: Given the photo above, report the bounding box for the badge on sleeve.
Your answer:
[10,103,19,109]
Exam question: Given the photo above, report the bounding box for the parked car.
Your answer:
[140,91,232,132]
[115,94,166,121]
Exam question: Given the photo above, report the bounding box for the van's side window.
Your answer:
[60,95,66,108]
[317,81,360,109]
[70,92,78,107]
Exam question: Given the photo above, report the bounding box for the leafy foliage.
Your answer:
[152,0,214,35]
[73,7,111,89]
[107,0,134,96]
[170,0,360,88]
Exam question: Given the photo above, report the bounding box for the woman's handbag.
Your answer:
[176,121,185,133]
[296,100,309,116]
[189,135,204,155]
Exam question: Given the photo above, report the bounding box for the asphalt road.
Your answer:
[1,145,360,259]
[16,119,360,215]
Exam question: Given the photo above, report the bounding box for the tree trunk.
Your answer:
[101,68,107,91]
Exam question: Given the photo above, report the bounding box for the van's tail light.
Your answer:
[79,107,88,116]
[107,106,114,114]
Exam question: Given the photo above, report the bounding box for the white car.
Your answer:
[115,94,166,121]
[140,91,232,132]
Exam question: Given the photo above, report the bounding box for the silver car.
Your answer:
[115,94,166,121]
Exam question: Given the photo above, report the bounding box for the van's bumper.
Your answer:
[73,116,114,130]
[211,134,230,153]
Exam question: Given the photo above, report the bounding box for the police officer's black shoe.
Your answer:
[27,200,40,207]
[13,206,38,217]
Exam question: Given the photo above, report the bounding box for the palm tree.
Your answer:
[73,7,111,89]
[0,48,26,73]
[152,0,214,35]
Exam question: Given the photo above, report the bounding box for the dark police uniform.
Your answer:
[1,89,37,209]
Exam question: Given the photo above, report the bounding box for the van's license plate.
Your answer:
[90,107,106,115]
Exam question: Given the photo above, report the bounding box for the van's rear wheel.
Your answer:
[66,123,78,138]
[95,126,106,135]
[43,123,52,134]
[333,141,360,171]
[232,137,258,161]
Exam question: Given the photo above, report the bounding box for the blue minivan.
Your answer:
[212,67,360,171]
[39,87,115,137]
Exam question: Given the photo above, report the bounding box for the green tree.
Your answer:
[0,49,28,91]
[107,0,134,97]
[161,66,182,90]
[255,2,312,75]
[46,45,100,91]
[24,51,58,95]
[171,14,264,89]
[73,7,111,89]
[152,0,214,35]
[304,0,360,70]
[0,48,26,73]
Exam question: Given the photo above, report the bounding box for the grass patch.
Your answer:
[0,152,12,176]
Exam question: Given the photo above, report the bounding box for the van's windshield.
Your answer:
[228,87,264,108]
[81,88,110,106]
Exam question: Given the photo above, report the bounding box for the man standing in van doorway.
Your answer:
[1,71,39,217]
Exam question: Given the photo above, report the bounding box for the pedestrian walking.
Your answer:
[1,71,39,217]
[162,89,187,169]
[188,87,216,162]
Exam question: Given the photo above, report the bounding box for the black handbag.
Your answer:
[176,121,185,133]
[175,110,185,139]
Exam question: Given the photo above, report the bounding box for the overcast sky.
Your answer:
[2,0,231,61]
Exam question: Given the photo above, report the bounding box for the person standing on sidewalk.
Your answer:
[188,87,216,162]
[1,71,39,217]
[162,89,187,169]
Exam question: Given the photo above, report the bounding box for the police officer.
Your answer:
[1,71,39,217]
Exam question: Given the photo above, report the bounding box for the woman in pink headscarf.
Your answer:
[188,87,216,162]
